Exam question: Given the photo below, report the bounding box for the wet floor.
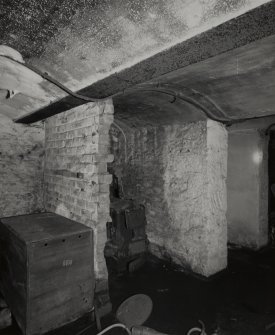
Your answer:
[108,248,275,335]
[1,248,275,335]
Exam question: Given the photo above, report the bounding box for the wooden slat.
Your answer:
[29,282,93,335]
[28,229,94,334]
[0,213,94,335]
[0,223,27,334]
[1,213,91,242]
[29,232,93,295]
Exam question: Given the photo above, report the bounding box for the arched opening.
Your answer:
[106,84,228,277]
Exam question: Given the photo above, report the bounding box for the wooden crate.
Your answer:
[0,212,94,335]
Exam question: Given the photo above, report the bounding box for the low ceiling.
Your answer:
[0,0,274,125]
[114,90,207,126]
[114,34,275,125]
[156,34,275,120]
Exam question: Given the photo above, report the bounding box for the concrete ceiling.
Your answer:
[114,33,275,125]
[156,34,275,120]
[114,90,208,126]
[0,0,274,124]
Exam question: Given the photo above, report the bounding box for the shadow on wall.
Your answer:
[108,118,228,276]
[108,121,170,242]
[0,114,45,218]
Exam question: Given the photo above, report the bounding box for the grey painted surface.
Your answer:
[227,129,268,248]
[0,0,271,118]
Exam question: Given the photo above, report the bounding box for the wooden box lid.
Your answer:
[0,212,91,243]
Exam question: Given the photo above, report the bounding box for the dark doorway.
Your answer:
[268,130,275,245]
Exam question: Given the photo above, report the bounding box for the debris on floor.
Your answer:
[0,307,12,330]
[105,198,148,275]
[109,249,275,335]
[94,279,113,330]
[265,321,275,331]
[1,248,275,335]
[0,296,7,308]
[0,295,11,330]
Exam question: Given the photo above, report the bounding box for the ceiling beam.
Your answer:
[16,1,275,124]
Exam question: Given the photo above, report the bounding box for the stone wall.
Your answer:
[44,101,114,278]
[109,119,228,276]
[0,114,44,218]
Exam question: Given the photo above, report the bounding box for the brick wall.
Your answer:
[109,120,228,277]
[0,114,44,218]
[44,100,114,278]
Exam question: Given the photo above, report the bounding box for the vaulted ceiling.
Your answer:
[114,34,275,125]
[0,0,274,125]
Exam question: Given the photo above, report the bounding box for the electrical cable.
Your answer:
[75,322,216,335]
[186,320,207,335]
[1,55,104,103]
[75,323,131,335]
[121,87,231,123]
[97,323,131,335]
[2,54,275,125]
[112,121,128,162]
[0,54,230,123]
[186,327,204,335]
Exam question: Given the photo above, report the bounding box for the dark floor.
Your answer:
[1,248,275,335]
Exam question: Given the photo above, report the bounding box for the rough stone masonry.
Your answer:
[0,114,44,218]
[44,100,114,278]
[110,119,228,277]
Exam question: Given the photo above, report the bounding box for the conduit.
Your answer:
[1,54,275,125]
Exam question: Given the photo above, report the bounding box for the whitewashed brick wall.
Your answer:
[44,100,114,278]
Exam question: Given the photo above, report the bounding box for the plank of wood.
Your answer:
[29,282,93,335]
[0,214,95,335]
[0,223,27,334]
[28,231,94,335]
[1,213,91,242]
[29,232,93,295]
